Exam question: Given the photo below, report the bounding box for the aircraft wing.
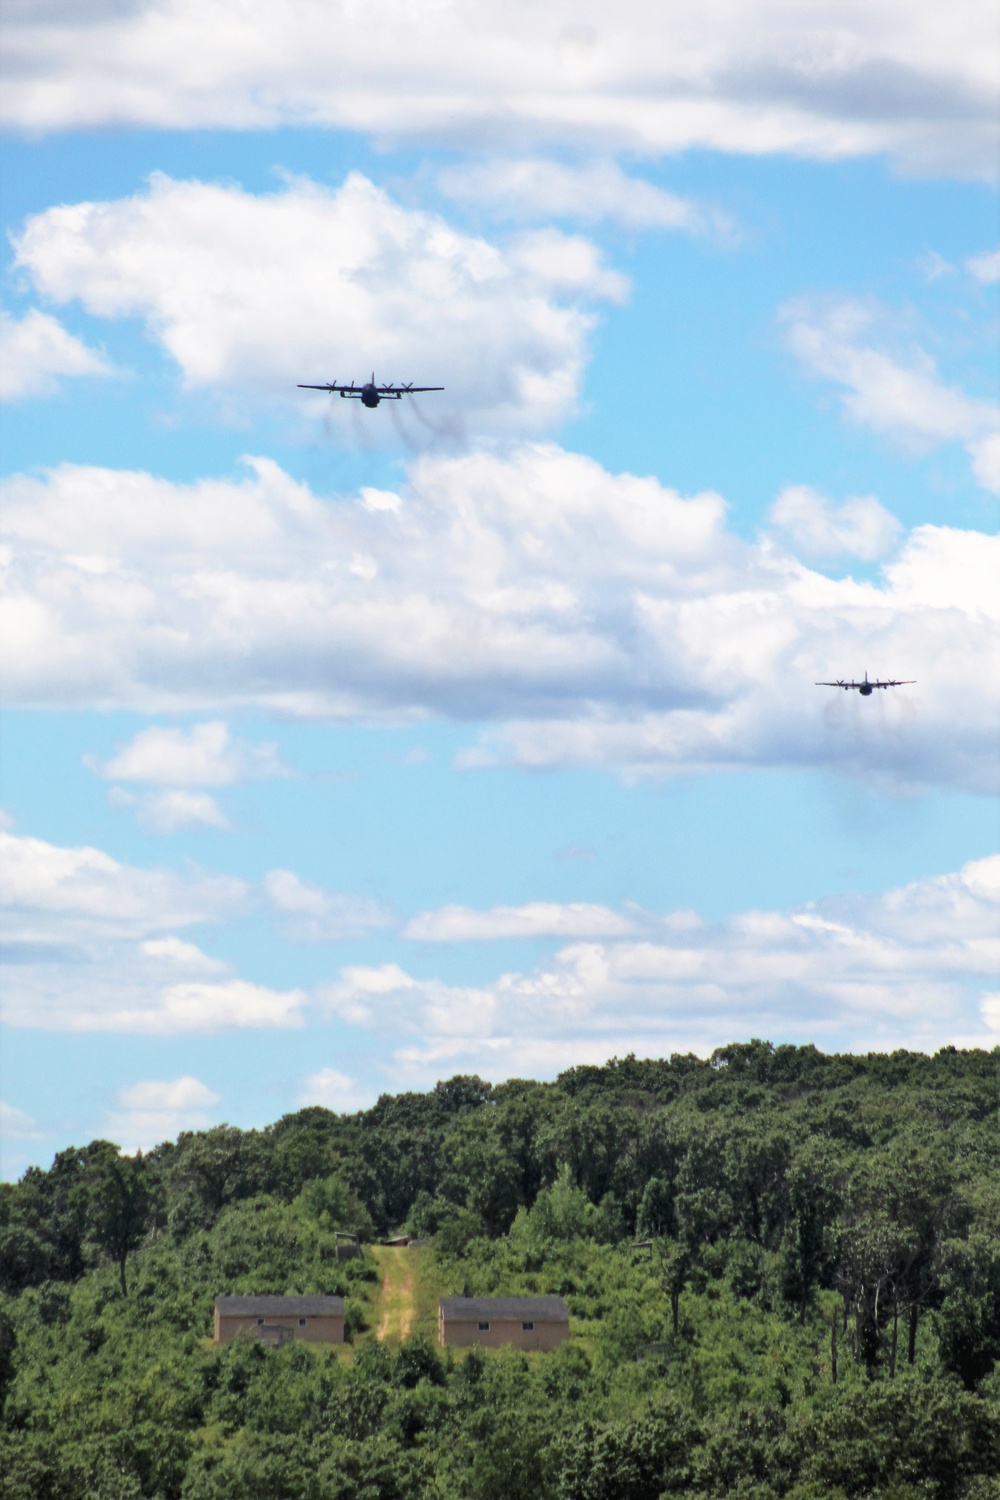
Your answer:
[815,679,914,689]
[298,383,353,392]
[380,385,444,394]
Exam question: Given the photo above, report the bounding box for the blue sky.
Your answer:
[1,0,998,1178]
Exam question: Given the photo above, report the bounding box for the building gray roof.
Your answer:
[439,1296,569,1323]
[216,1295,344,1317]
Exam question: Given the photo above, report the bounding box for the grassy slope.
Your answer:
[368,1245,451,1347]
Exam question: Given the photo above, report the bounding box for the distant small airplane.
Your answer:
[816,673,915,696]
[297,375,444,409]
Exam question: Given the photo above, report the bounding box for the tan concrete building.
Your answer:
[214,1295,344,1346]
[438,1296,570,1351]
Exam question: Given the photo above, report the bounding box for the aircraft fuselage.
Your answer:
[361,383,380,408]
[817,672,913,694]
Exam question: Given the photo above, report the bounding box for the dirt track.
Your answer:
[374,1247,415,1344]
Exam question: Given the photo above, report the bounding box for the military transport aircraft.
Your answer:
[297,375,444,409]
[816,673,915,696]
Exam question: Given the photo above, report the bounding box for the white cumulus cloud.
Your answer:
[0,1101,47,1180]
[296,1067,376,1114]
[10,171,617,433]
[264,870,394,943]
[404,901,637,942]
[2,1,996,177]
[95,720,287,786]
[325,855,1000,1083]
[3,957,307,1035]
[969,433,1000,494]
[1,445,997,792]
[781,296,1000,492]
[318,964,417,1027]
[110,788,233,834]
[0,827,305,1032]
[0,827,247,943]
[96,722,287,832]
[0,1100,44,1140]
[769,485,902,560]
[437,158,729,236]
[104,1074,222,1151]
[0,306,112,400]
[966,247,1000,283]
[505,229,630,303]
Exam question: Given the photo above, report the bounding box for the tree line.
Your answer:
[1,1040,999,1497]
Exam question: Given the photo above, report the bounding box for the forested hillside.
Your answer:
[2,1041,999,1499]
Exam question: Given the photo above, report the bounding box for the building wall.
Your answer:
[438,1315,568,1351]
[215,1313,344,1345]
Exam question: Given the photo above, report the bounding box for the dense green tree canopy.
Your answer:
[1,1041,998,1498]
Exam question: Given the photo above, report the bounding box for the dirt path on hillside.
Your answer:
[376,1254,395,1340]
[398,1256,415,1341]
[374,1248,416,1344]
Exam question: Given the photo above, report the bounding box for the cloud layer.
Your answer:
[103,1074,222,1151]
[0,1100,43,1142]
[404,901,637,942]
[1,934,304,1034]
[93,720,288,832]
[966,247,1000,284]
[782,296,1000,494]
[0,306,111,400]
[437,159,729,237]
[0,824,299,1033]
[95,720,287,786]
[3,821,996,1066]
[2,445,997,792]
[768,485,902,561]
[264,870,394,944]
[108,787,233,834]
[296,1067,377,1115]
[324,855,1000,1078]
[11,171,620,433]
[3,1,997,176]
[0,827,246,944]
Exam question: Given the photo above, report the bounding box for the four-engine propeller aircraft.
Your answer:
[297,374,444,409]
[816,673,915,696]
